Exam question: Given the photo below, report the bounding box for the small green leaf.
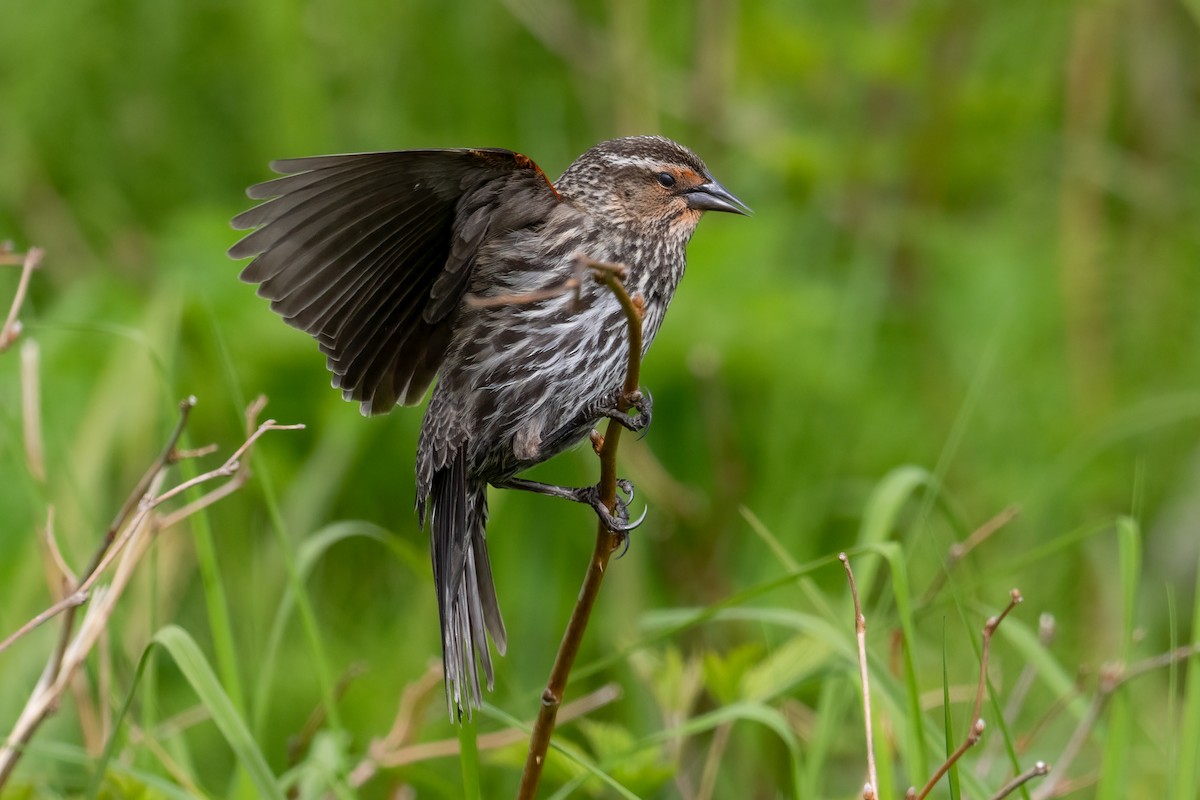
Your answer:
[703,642,765,705]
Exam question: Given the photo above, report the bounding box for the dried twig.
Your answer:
[0,398,195,661]
[911,720,986,800]
[971,590,1023,725]
[517,256,644,799]
[910,589,1024,800]
[977,613,1055,776]
[695,720,734,800]
[840,553,879,799]
[157,396,299,529]
[348,680,621,788]
[1031,641,1200,800]
[0,246,42,353]
[0,590,91,657]
[990,761,1051,800]
[0,398,302,788]
[20,339,45,482]
[921,506,1019,605]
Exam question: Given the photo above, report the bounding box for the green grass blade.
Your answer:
[151,624,285,800]
[943,626,961,800]
[854,466,937,601]
[457,713,482,800]
[1116,516,1141,655]
[1174,538,1200,797]
[1097,690,1132,800]
[86,635,158,800]
[872,542,928,783]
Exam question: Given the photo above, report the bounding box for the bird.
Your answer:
[228,135,748,716]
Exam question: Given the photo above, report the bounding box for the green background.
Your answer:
[2,0,1198,796]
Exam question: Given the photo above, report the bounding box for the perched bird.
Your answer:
[229,135,748,714]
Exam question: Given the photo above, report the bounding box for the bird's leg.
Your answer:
[492,477,646,533]
[531,386,653,458]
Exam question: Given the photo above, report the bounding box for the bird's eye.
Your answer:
[656,172,676,188]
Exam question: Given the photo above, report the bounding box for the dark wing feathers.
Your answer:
[229,148,560,414]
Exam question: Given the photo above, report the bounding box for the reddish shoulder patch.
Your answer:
[513,152,561,200]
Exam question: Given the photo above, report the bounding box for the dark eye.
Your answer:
[656,172,676,188]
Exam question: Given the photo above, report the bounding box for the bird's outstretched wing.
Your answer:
[229,148,562,414]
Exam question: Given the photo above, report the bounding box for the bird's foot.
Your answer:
[573,478,645,533]
[601,388,653,437]
[492,476,646,534]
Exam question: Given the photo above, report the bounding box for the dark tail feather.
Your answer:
[430,448,507,718]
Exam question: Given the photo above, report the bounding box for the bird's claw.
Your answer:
[602,388,653,437]
[576,481,646,534]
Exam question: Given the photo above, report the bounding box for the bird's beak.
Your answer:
[685,177,751,215]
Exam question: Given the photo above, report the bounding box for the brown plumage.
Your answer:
[230,136,747,715]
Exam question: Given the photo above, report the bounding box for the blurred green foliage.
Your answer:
[2,0,1199,796]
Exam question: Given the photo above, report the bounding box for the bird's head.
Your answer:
[556,136,749,235]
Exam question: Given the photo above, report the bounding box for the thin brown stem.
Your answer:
[1031,641,1200,800]
[21,339,46,483]
[971,589,1023,725]
[1030,696,1101,800]
[990,761,1050,800]
[912,589,1022,800]
[0,246,43,353]
[920,505,1019,605]
[40,398,194,686]
[695,720,733,800]
[0,591,90,655]
[840,553,878,798]
[978,613,1055,776]
[517,257,643,800]
[914,719,986,800]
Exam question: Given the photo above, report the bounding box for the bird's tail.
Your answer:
[429,448,507,717]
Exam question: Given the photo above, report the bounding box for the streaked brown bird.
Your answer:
[229,135,748,715]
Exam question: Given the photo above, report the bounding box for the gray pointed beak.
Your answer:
[685,177,751,215]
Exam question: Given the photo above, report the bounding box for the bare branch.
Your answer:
[0,591,90,655]
[971,589,1023,725]
[913,719,986,800]
[912,589,1022,800]
[990,761,1051,800]
[1032,640,1200,799]
[147,419,304,511]
[517,256,643,799]
[0,398,302,789]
